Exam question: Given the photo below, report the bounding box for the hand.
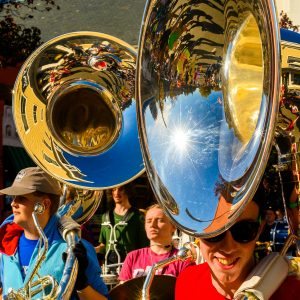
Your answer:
[73,241,89,291]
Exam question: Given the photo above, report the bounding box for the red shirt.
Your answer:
[175,262,300,299]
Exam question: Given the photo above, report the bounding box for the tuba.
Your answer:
[136,0,299,240]
[136,1,300,298]
[11,32,144,299]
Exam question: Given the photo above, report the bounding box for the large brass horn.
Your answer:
[136,0,281,237]
[13,32,144,189]
[11,32,144,299]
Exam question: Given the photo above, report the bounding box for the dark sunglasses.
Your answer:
[203,220,260,244]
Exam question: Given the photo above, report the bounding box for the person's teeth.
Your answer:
[217,258,235,265]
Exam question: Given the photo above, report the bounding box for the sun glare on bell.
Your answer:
[171,128,189,152]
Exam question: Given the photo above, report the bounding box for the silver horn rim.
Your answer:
[137,0,281,237]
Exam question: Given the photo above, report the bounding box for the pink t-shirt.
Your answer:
[118,247,194,281]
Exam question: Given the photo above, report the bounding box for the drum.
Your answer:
[109,275,176,300]
[270,220,289,252]
[101,274,119,290]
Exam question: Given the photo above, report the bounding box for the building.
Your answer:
[271,1,300,91]
[281,29,300,91]
[276,0,300,26]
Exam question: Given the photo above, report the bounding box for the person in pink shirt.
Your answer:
[118,204,194,281]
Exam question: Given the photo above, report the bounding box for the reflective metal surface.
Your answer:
[109,275,175,300]
[58,185,104,224]
[13,32,144,189]
[137,0,280,236]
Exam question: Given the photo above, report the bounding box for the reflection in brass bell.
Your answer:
[13,32,144,190]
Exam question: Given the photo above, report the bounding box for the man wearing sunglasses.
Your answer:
[175,200,300,299]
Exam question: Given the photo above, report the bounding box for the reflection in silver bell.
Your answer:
[136,0,281,237]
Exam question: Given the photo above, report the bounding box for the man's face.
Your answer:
[11,193,44,228]
[145,207,175,244]
[111,187,128,204]
[200,201,262,289]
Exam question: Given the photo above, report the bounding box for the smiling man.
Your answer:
[175,200,300,299]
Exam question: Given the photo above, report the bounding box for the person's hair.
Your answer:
[145,203,173,220]
[33,191,61,215]
[145,203,163,213]
[106,183,136,210]
[108,183,134,202]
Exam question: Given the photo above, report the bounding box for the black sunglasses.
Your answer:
[203,220,260,244]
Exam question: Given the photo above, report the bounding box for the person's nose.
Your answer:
[220,231,236,251]
[114,188,121,195]
[149,219,157,228]
[11,197,18,207]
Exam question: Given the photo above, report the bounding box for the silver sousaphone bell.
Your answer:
[136,0,281,237]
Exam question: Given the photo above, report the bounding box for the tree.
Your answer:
[279,10,299,32]
[0,0,60,68]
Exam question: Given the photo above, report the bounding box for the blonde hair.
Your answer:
[145,203,176,232]
[146,203,162,213]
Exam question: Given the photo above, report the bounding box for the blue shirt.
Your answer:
[0,214,109,299]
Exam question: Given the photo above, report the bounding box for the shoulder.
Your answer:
[128,208,145,221]
[271,275,300,299]
[126,247,148,258]
[178,262,209,279]
[176,263,216,299]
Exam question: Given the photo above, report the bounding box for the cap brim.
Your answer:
[0,186,35,196]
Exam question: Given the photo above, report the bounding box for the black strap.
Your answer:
[104,207,135,226]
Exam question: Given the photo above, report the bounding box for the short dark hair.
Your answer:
[33,191,61,215]
[109,183,134,200]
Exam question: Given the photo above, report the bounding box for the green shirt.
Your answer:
[98,208,149,261]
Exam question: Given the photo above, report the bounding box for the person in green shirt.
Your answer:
[95,184,149,269]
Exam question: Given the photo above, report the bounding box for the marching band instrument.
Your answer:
[136,0,282,238]
[11,32,143,299]
[58,185,103,224]
[13,32,144,190]
[136,1,300,297]
[109,275,176,300]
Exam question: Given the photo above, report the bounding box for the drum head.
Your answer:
[109,275,176,300]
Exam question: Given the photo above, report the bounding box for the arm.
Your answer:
[96,216,107,254]
[74,241,109,299]
[94,243,105,254]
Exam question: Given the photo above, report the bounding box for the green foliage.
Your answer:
[279,10,299,32]
[0,0,59,68]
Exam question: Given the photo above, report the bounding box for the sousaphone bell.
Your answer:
[13,32,144,190]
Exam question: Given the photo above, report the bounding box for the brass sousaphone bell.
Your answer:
[11,32,145,299]
[13,32,144,190]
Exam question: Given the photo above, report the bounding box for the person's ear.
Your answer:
[42,197,51,212]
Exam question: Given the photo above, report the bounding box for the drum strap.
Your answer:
[104,207,135,226]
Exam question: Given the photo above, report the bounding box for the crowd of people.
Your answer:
[0,166,299,299]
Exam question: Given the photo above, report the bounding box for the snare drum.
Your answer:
[101,274,119,290]
[270,220,289,252]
